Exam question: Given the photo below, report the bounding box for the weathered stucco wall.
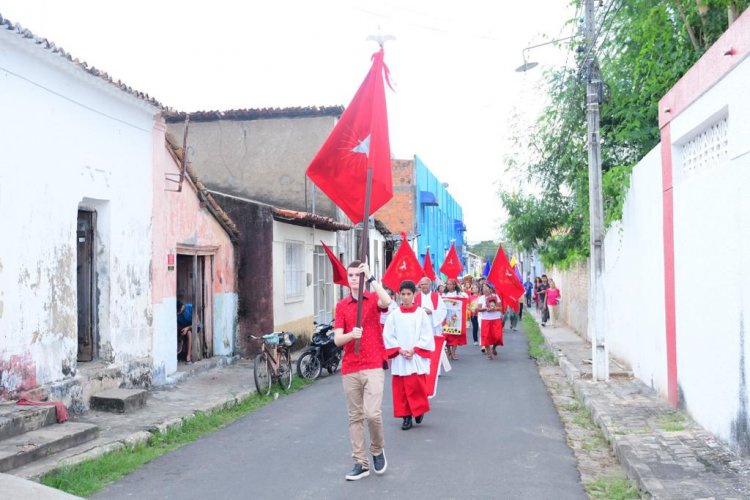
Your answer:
[0,28,158,397]
[151,121,237,382]
[168,116,338,218]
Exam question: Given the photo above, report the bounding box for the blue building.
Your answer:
[415,156,467,278]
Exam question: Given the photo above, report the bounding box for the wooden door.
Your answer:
[77,210,95,361]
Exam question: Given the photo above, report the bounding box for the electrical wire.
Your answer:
[0,63,155,133]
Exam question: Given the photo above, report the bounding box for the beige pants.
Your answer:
[548,304,559,326]
[342,368,385,466]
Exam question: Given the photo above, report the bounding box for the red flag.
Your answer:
[320,241,348,287]
[422,250,436,281]
[487,244,525,309]
[382,233,424,291]
[306,49,393,223]
[439,242,463,280]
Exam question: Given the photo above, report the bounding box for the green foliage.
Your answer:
[501,0,750,266]
[41,376,314,497]
[586,476,642,499]
[466,240,499,260]
[522,313,557,363]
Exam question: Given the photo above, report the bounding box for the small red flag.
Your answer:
[320,241,348,287]
[382,233,424,291]
[306,49,393,224]
[487,244,525,308]
[423,250,436,281]
[439,242,463,280]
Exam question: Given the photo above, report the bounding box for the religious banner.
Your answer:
[441,296,467,337]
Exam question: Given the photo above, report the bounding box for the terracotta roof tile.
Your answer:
[0,13,165,109]
[164,106,344,123]
[272,208,352,232]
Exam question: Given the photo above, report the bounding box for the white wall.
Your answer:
[0,29,157,394]
[272,222,336,331]
[602,147,667,395]
[667,53,750,446]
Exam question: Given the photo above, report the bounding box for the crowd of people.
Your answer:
[333,260,562,481]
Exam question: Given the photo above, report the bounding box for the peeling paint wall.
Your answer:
[151,118,237,380]
[0,29,158,398]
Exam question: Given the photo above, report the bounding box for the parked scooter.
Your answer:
[297,322,342,380]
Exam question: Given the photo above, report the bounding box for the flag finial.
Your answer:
[366,29,396,49]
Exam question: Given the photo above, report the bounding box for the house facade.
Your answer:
[375,156,467,280]
[0,16,238,407]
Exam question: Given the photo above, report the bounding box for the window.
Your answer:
[313,245,334,324]
[285,241,305,301]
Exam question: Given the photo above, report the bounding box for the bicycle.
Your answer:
[249,332,296,395]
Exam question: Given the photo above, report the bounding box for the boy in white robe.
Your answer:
[383,280,435,430]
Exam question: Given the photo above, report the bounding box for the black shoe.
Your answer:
[401,416,413,430]
[415,414,424,424]
[372,451,387,475]
[345,463,370,481]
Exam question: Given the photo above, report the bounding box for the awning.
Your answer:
[420,191,439,206]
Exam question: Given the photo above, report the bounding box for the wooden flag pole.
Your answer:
[354,167,374,354]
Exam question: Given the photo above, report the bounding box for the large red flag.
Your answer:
[382,233,424,291]
[306,49,393,224]
[422,249,436,281]
[439,242,463,280]
[487,244,525,312]
[320,241,348,287]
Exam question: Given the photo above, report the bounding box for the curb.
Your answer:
[535,316,659,498]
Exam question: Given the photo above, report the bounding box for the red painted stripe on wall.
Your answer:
[660,125,677,406]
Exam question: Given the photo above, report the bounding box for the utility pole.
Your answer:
[585,0,608,381]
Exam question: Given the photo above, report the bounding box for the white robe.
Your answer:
[418,292,447,335]
[383,308,435,376]
[417,291,451,374]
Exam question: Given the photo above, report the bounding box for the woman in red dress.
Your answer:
[476,284,503,359]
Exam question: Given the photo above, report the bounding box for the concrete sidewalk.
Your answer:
[0,356,265,498]
[530,309,750,499]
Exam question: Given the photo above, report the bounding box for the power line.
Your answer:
[0,63,154,132]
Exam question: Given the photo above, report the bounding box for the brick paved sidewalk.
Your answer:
[531,311,750,499]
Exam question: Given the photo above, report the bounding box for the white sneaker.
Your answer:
[473,341,478,346]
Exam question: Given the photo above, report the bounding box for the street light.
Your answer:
[515,0,609,381]
[514,35,576,73]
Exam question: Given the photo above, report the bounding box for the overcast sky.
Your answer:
[0,0,576,242]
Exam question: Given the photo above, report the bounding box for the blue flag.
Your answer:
[482,260,491,278]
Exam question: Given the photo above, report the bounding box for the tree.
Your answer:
[502,0,749,267]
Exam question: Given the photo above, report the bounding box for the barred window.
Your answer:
[285,241,305,301]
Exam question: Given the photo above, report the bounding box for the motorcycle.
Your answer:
[297,322,342,380]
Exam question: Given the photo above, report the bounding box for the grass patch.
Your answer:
[41,376,314,497]
[522,314,557,363]
[658,412,687,432]
[586,476,641,499]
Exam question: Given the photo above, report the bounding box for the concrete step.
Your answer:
[0,403,58,441]
[0,422,99,473]
[90,388,147,413]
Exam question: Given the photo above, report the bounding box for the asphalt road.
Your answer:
[96,325,585,500]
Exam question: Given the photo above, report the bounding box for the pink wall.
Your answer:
[151,118,236,303]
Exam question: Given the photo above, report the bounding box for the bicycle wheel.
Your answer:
[297,350,322,380]
[278,349,293,390]
[254,353,272,396]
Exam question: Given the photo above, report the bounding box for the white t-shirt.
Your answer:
[477,295,502,321]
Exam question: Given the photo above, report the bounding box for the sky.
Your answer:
[0,0,576,242]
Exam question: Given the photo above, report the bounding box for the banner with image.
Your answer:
[442,297,467,336]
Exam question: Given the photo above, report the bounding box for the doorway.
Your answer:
[77,210,96,361]
[176,253,213,361]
